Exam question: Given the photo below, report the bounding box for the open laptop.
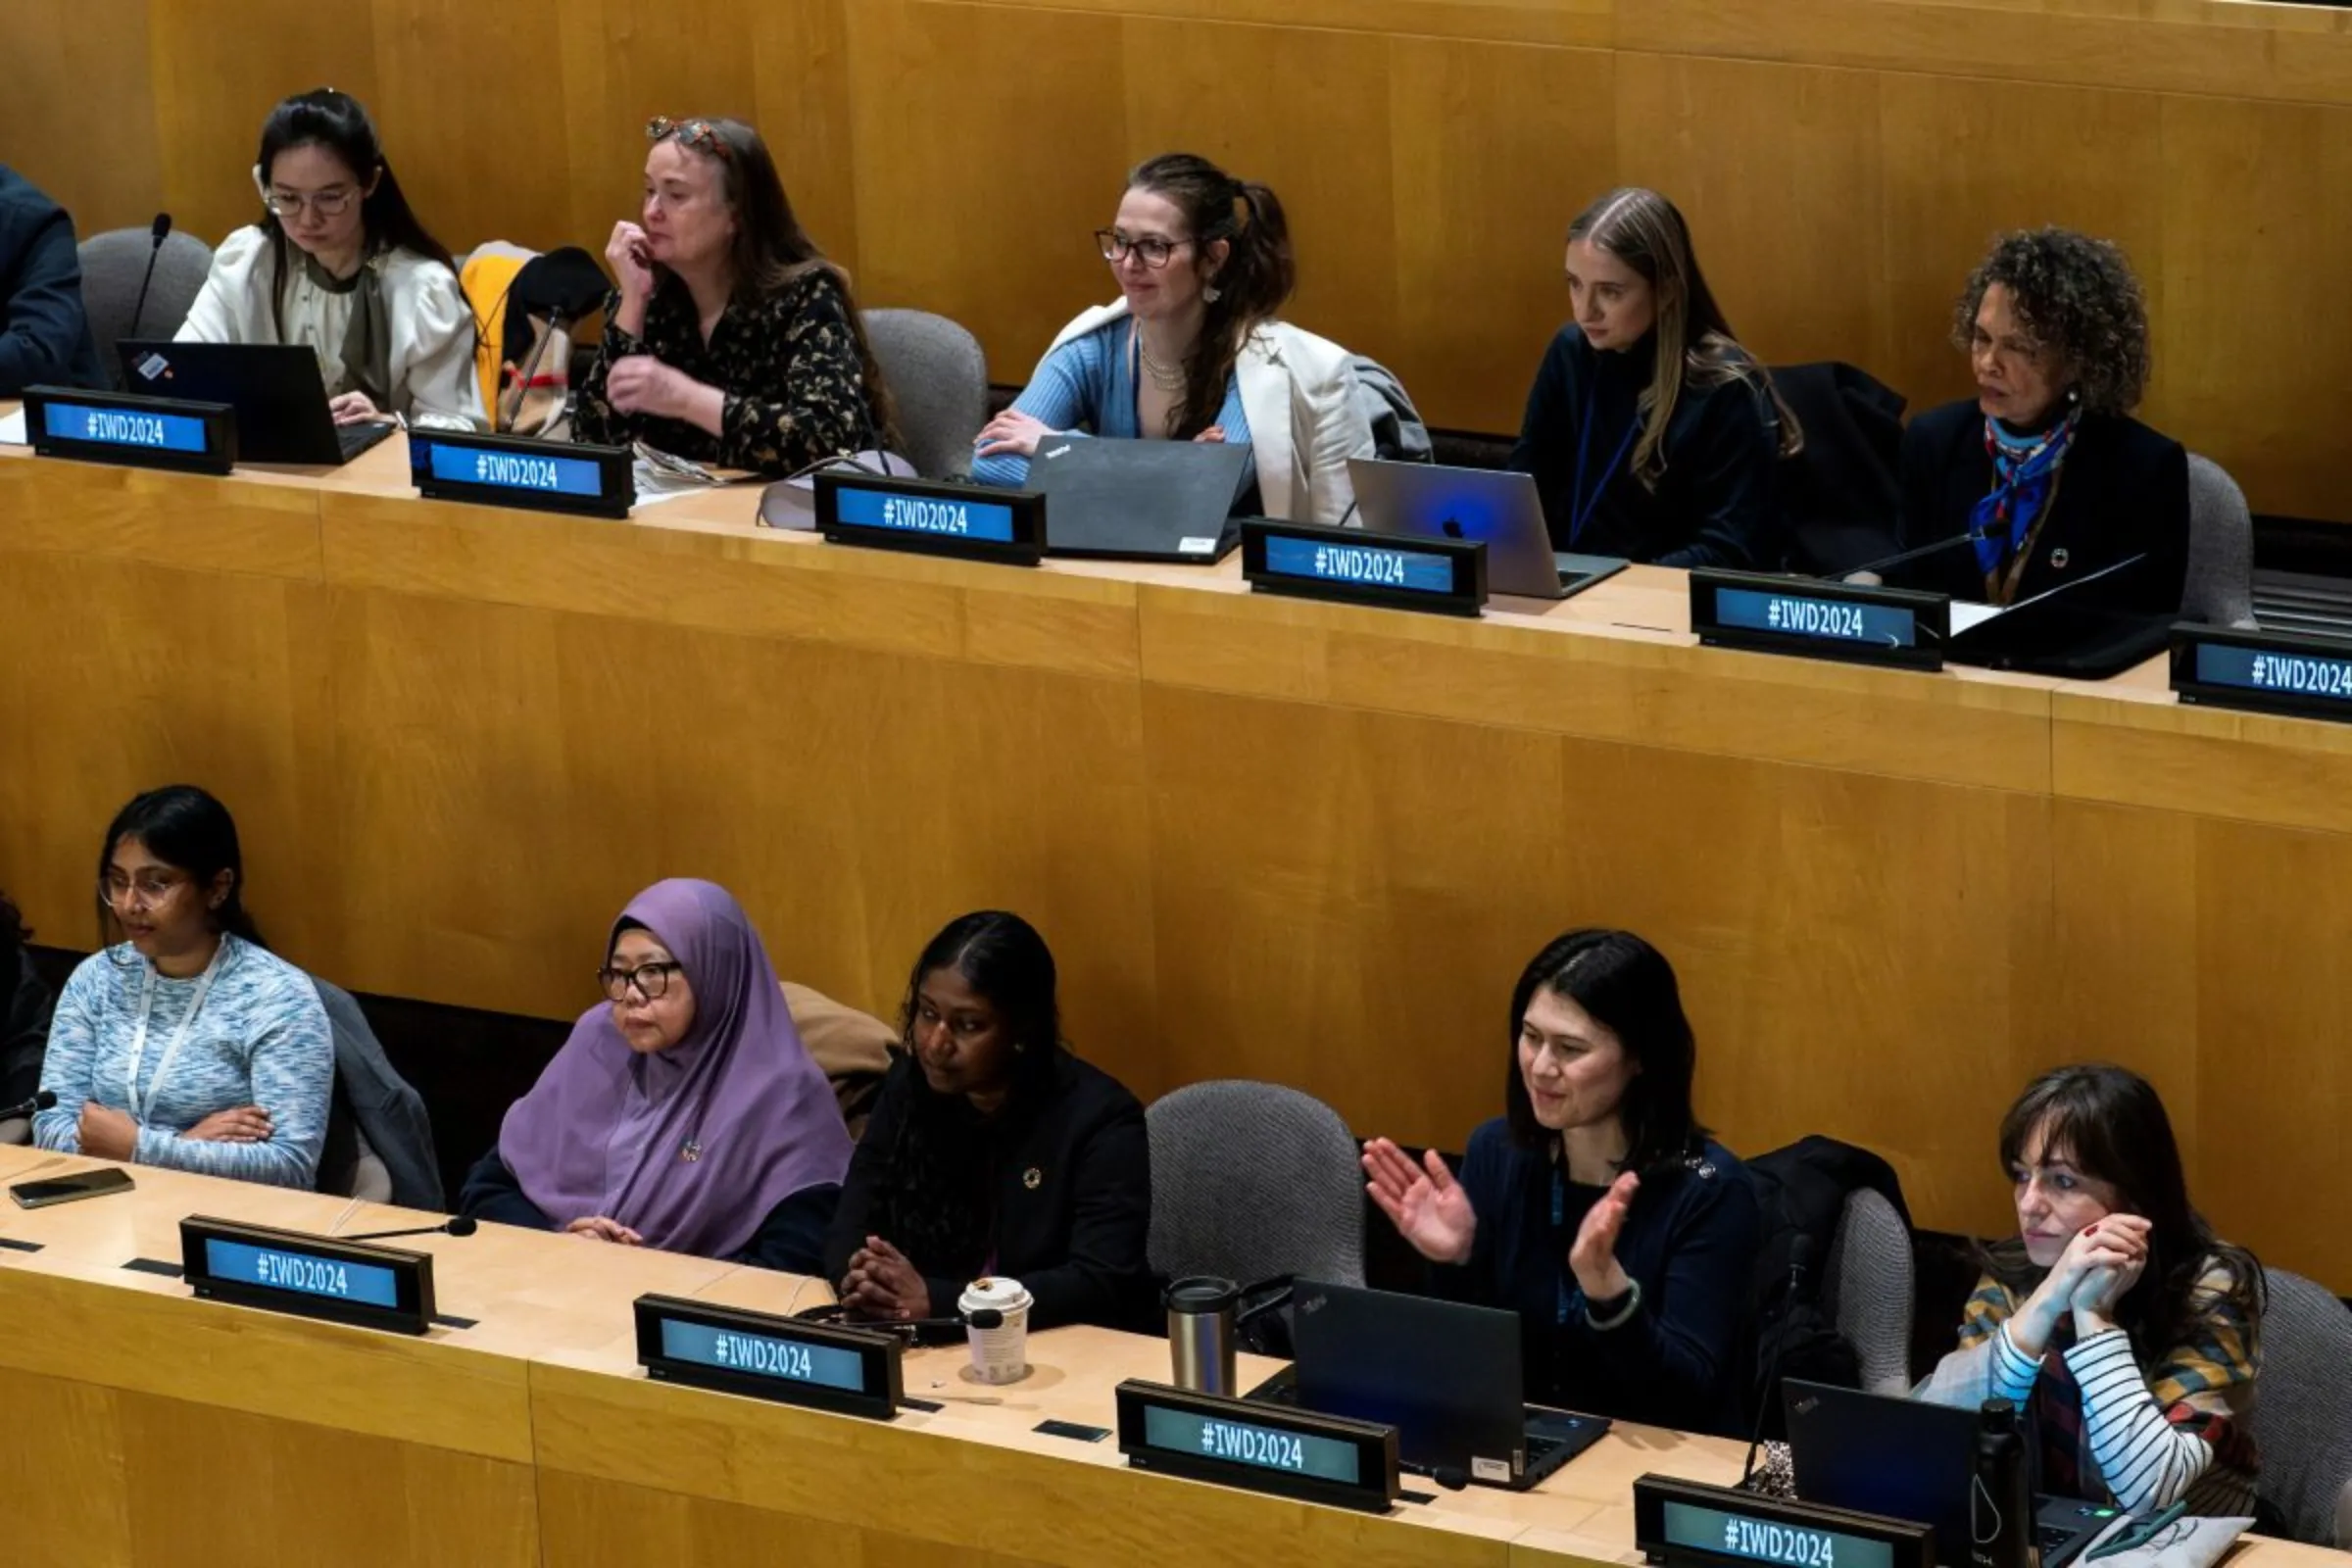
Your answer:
[1350,457,1626,601]
[1783,1381,2127,1568]
[1941,553,2172,677]
[117,341,396,466]
[1026,436,1255,562]
[1245,1280,1609,1492]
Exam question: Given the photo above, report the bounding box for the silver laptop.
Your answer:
[1349,457,1626,601]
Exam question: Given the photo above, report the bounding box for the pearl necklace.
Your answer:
[1138,335,1188,393]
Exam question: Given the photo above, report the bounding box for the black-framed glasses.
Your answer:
[647,116,732,160]
[599,960,684,1002]
[1096,228,1190,270]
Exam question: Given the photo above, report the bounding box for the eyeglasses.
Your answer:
[599,960,684,1002]
[647,117,732,161]
[265,187,357,219]
[100,871,188,907]
[1096,229,1191,270]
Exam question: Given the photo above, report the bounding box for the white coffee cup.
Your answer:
[958,1276,1034,1385]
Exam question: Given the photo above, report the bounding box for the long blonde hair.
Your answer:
[1568,188,1800,487]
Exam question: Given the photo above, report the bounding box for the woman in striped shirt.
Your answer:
[1917,1064,2262,1516]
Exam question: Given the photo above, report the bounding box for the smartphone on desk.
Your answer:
[11,1166,136,1208]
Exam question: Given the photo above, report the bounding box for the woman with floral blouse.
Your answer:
[572,116,896,477]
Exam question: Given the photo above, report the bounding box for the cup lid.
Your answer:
[959,1276,1032,1312]
[1163,1275,1241,1312]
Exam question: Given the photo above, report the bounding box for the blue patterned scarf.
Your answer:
[1970,410,2081,579]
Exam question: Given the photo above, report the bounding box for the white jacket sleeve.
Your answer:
[173,226,271,345]
[1296,354,1375,528]
[389,259,484,431]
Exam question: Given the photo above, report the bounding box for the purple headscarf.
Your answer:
[497,879,853,1258]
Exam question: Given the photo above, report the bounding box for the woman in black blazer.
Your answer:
[1892,227,2187,615]
[823,911,1152,1333]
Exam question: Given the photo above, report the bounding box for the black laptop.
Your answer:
[1026,435,1254,562]
[1940,553,2171,677]
[117,341,396,466]
[1246,1280,1609,1492]
[1783,1381,2126,1568]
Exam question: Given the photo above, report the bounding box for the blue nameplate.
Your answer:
[1690,569,1948,671]
[815,470,1044,566]
[410,429,632,518]
[1636,1476,1935,1568]
[178,1215,434,1335]
[1116,1379,1397,1514]
[23,384,235,476]
[635,1294,903,1420]
[2171,623,2352,723]
[1242,517,1485,617]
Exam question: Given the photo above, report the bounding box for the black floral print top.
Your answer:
[571,267,877,477]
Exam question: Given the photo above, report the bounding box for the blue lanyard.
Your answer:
[1551,1167,1571,1324]
[1567,387,1641,549]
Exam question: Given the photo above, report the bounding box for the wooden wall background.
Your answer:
[6,0,2352,518]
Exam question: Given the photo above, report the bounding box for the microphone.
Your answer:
[1820,530,1978,582]
[345,1215,478,1243]
[0,1089,57,1121]
[125,213,173,348]
[499,246,610,431]
[1740,1233,1818,1489]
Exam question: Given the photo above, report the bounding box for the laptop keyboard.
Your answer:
[337,420,394,461]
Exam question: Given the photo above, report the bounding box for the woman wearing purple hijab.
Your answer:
[459,879,853,1270]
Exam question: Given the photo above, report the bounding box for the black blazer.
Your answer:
[822,1050,1152,1333]
[2,946,53,1110]
[1892,400,2189,615]
[1507,325,1785,570]
[0,164,105,395]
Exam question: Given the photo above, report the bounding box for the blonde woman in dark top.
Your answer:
[573,116,895,477]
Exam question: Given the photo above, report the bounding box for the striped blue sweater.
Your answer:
[32,935,334,1189]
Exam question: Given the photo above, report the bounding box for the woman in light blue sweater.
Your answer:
[33,786,332,1190]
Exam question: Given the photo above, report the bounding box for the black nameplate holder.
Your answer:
[2170,622,2352,724]
[1635,1475,1937,1568]
[410,428,633,519]
[1691,569,1949,672]
[23,384,236,476]
[815,470,1046,567]
[178,1215,435,1336]
[1115,1378,1398,1515]
[1241,517,1485,618]
[635,1293,903,1421]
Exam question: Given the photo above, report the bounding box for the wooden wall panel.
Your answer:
[5,0,2351,513]
[0,1370,130,1568]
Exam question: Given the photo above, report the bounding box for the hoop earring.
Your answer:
[1202,284,1222,304]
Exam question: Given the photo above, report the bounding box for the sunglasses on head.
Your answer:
[646,116,732,160]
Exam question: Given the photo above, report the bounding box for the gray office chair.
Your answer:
[2183,452,2257,629]
[0,1117,26,1146]
[2252,1269,2352,1546]
[1820,1187,1914,1396]
[1146,1080,1364,1287]
[77,227,215,380]
[861,307,987,479]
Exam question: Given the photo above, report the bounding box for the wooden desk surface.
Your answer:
[3,1148,2337,1568]
[3,430,2349,1289]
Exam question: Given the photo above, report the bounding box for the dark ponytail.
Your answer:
[255,88,463,338]
[1125,153,1297,440]
[94,786,267,956]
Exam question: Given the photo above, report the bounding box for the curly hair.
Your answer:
[1953,227,2151,416]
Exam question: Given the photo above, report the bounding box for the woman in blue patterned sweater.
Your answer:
[33,786,333,1189]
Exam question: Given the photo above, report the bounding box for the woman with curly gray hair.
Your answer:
[1890,228,2187,614]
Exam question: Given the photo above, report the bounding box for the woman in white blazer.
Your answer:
[176,89,482,432]
[972,153,1372,526]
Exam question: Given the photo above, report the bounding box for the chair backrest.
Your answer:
[2183,452,2257,629]
[2252,1269,2352,1546]
[1145,1079,1364,1287]
[1819,1187,1914,1395]
[861,307,987,478]
[77,228,216,378]
[0,1116,26,1147]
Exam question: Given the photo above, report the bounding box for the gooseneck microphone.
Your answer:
[0,1089,58,1121]
[125,213,173,347]
[1818,530,1979,582]
[345,1215,478,1243]
[1740,1233,1818,1489]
